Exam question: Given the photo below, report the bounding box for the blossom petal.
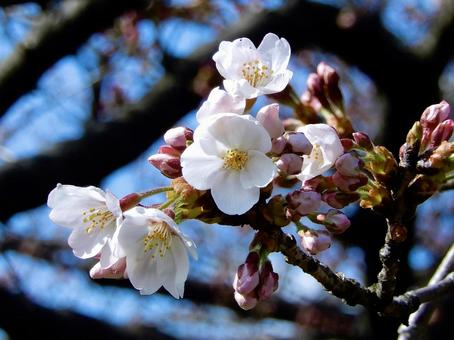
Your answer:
[196,87,246,123]
[206,114,271,152]
[180,142,223,190]
[257,33,291,73]
[68,224,112,259]
[240,151,276,189]
[211,170,260,215]
[261,70,293,94]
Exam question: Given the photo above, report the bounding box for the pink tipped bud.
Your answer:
[163,127,193,151]
[430,119,454,148]
[285,132,313,154]
[421,100,451,129]
[257,103,285,139]
[90,258,127,279]
[352,132,373,150]
[271,136,287,154]
[148,145,182,178]
[307,73,324,98]
[318,209,351,234]
[335,153,362,176]
[322,191,359,209]
[234,291,258,310]
[257,261,279,300]
[332,171,368,192]
[287,189,321,215]
[276,153,303,175]
[298,229,331,255]
[233,252,260,295]
[119,193,141,211]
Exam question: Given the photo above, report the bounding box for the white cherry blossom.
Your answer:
[196,87,246,123]
[117,207,197,298]
[296,124,344,182]
[213,33,293,99]
[181,113,276,215]
[47,184,122,259]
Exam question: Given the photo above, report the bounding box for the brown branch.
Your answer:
[0,285,175,339]
[0,0,149,116]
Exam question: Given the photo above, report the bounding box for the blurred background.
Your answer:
[0,0,453,339]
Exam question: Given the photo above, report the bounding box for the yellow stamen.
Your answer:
[223,149,248,171]
[241,59,272,87]
[82,208,114,233]
[143,221,173,258]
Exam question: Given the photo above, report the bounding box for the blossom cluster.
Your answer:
[47,32,454,310]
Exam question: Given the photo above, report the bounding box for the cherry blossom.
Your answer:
[196,87,246,123]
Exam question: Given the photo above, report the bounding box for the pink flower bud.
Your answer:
[430,119,454,148]
[420,100,451,130]
[276,153,303,175]
[163,127,193,151]
[318,209,351,234]
[233,252,260,295]
[307,73,323,97]
[298,229,331,255]
[317,62,339,87]
[286,132,313,154]
[322,191,359,209]
[234,291,258,310]
[90,258,127,279]
[287,190,321,215]
[352,132,373,150]
[148,145,182,178]
[257,103,285,139]
[271,136,287,154]
[335,153,362,176]
[257,261,279,300]
[119,193,141,211]
[332,171,368,192]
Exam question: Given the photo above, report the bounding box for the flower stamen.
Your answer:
[223,149,248,171]
[144,221,173,258]
[241,59,272,88]
[82,208,114,233]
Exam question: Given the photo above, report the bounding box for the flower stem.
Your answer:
[139,187,173,199]
[159,195,178,210]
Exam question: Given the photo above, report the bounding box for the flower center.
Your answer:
[82,207,114,233]
[223,149,248,171]
[241,59,272,88]
[143,221,173,258]
[307,143,324,165]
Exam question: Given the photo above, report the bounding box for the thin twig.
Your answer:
[397,242,454,340]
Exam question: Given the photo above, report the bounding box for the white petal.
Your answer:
[105,191,122,218]
[240,151,276,189]
[261,70,293,94]
[68,223,113,259]
[180,142,223,190]
[47,184,105,208]
[169,238,190,298]
[224,78,260,99]
[211,170,260,215]
[257,34,291,73]
[206,114,271,152]
[196,87,246,124]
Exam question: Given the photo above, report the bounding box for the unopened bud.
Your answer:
[317,62,342,106]
[90,258,127,279]
[307,73,324,98]
[285,132,313,154]
[298,229,331,255]
[234,291,258,310]
[332,171,368,192]
[322,191,359,209]
[335,153,362,176]
[148,145,182,178]
[420,100,451,130]
[302,175,335,192]
[352,132,373,150]
[271,136,287,154]
[257,261,279,300]
[430,119,454,148]
[276,153,303,175]
[119,193,142,211]
[318,209,351,234]
[257,103,284,139]
[163,127,193,151]
[233,252,260,295]
[287,190,321,215]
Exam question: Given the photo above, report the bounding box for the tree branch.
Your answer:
[0,0,148,116]
[398,242,454,339]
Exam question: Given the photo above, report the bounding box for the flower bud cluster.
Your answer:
[304,62,353,137]
[233,252,279,310]
[148,127,194,178]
